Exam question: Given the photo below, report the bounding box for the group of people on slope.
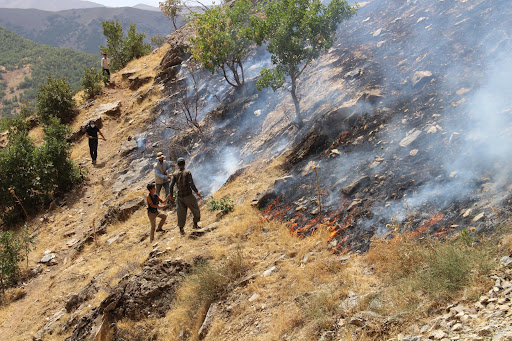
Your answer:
[86,53,201,244]
[84,123,202,242]
[147,153,202,242]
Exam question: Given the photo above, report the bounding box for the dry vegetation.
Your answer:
[0,41,510,341]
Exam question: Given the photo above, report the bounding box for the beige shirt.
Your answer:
[101,57,110,69]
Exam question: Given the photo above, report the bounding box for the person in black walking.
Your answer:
[86,120,106,164]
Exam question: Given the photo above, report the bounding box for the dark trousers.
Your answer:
[177,194,200,229]
[102,68,110,80]
[89,139,98,162]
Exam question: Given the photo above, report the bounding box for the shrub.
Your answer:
[101,20,152,72]
[0,230,24,291]
[36,76,76,124]
[0,114,81,224]
[80,67,103,99]
[206,196,234,215]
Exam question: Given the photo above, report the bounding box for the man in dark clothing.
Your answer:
[169,157,201,235]
[86,120,106,164]
[146,183,170,243]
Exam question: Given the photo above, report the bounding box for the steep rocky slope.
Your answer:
[1,0,512,340]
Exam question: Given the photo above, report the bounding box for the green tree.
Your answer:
[159,0,183,30]
[190,0,256,88]
[150,34,167,49]
[35,116,81,200]
[81,67,103,99]
[100,20,125,71]
[100,21,152,72]
[36,76,76,124]
[122,24,152,64]
[255,0,358,126]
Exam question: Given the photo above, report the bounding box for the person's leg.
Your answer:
[89,139,98,163]
[155,183,163,197]
[156,212,167,231]
[148,212,157,242]
[183,195,201,228]
[177,197,188,234]
[163,181,170,198]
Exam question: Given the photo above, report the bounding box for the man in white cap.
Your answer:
[154,152,172,200]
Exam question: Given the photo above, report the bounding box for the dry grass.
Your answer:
[366,231,499,318]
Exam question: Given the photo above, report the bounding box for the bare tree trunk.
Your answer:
[290,72,302,127]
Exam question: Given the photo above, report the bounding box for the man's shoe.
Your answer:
[156,228,164,232]
[179,227,185,236]
[193,223,201,229]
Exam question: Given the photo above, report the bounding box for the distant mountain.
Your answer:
[0,26,98,116]
[0,7,177,54]
[133,3,160,12]
[0,0,104,11]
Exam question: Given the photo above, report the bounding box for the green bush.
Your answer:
[0,225,35,292]
[36,76,76,124]
[206,196,234,215]
[0,230,23,290]
[100,20,152,72]
[0,115,81,224]
[81,67,103,99]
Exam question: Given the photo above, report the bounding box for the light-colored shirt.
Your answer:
[101,57,110,69]
[155,160,171,184]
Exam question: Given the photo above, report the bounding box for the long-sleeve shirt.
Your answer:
[155,161,171,184]
[170,169,198,197]
[101,57,110,69]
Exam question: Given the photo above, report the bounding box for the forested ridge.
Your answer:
[0,26,97,116]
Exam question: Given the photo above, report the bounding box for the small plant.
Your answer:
[80,67,103,99]
[36,75,76,124]
[0,230,24,292]
[207,196,234,215]
[459,227,475,246]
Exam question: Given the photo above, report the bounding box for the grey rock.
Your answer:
[106,232,126,246]
[262,266,276,277]
[94,101,121,116]
[501,256,512,268]
[39,253,56,264]
[342,175,371,195]
[119,139,138,157]
[248,293,261,302]
[128,75,152,90]
[428,330,446,340]
[400,129,422,147]
[198,303,219,340]
[121,68,141,79]
[412,70,433,87]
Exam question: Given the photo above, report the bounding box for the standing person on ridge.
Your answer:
[86,120,106,165]
[169,157,201,235]
[101,53,110,83]
[155,152,172,202]
[146,183,170,242]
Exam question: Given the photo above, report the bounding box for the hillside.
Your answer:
[0,26,97,116]
[0,7,179,54]
[0,0,104,11]
[1,0,512,340]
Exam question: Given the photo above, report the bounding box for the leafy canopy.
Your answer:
[100,20,152,72]
[36,76,76,124]
[160,0,183,30]
[255,0,358,124]
[189,0,256,88]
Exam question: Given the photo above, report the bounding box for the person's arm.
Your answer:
[169,175,176,201]
[188,172,201,198]
[155,166,167,180]
[147,195,166,209]
[98,130,106,141]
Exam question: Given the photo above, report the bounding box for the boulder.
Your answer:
[399,129,422,147]
[119,139,138,157]
[412,70,433,88]
[39,252,57,265]
[128,75,152,90]
[342,176,371,195]
[198,303,219,340]
[66,259,190,341]
[121,68,141,80]
[94,101,121,116]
